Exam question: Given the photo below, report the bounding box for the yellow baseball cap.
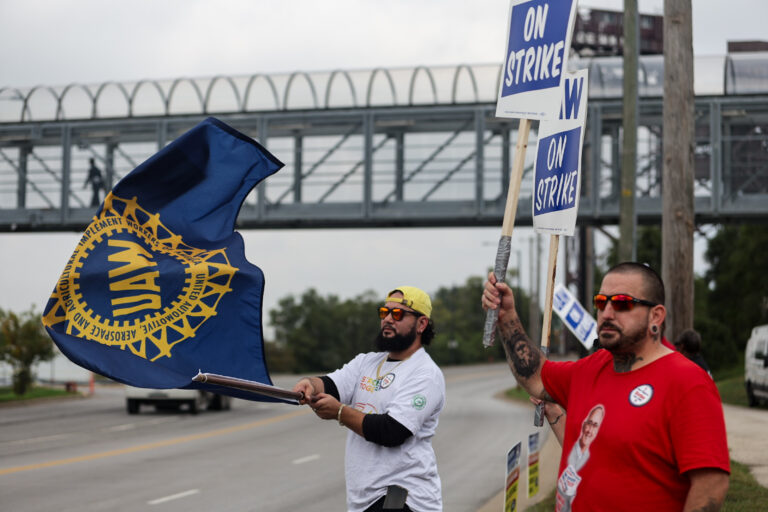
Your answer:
[385,286,432,318]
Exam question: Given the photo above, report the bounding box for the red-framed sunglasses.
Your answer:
[378,307,421,321]
[593,293,658,312]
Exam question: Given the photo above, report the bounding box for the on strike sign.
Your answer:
[496,0,577,120]
[532,69,589,236]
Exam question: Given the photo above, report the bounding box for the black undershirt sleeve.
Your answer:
[319,376,340,400]
[320,375,412,447]
[362,413,413,447]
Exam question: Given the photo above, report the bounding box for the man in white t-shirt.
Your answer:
[293,286,445,512]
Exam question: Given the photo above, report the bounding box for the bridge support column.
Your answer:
[609,124,621,199]
[105,143,116,191]
[711,102,722,213]
[17,146,29,208]
[587,104,603,218]
[61,125,72,223]
[474,109,485,215]
[257,118,269,219]
[293,134,303,203]
[501,125,511,207]
[362,113,373,218]
[394,131,404,201]
[156,119,168,150]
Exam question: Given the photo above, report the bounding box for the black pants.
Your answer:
[363,495,413,512]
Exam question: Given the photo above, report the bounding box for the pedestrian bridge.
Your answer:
[1,53,767,232]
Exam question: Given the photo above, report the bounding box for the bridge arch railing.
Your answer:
[3,54,767,124]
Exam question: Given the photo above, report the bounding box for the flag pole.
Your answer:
[483,118,532,347]
[192,372,303,403]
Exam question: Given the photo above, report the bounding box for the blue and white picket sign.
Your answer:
[505,442,522,512]
[495,0,578,120]
[552,282,597,350]
[532,69,589,236]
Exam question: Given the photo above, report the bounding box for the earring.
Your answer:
[651,325,659,334]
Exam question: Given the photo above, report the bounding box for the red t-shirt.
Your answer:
[542,350,729,511]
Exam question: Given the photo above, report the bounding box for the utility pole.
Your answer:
[662,0,695,341]
[619,0,638,261]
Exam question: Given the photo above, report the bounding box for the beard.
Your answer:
[598,319,647,353]
[375,325,417,353]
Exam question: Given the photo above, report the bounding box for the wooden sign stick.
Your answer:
[540,234,560,350]
[534,233,559,426]
[483,118,532,347]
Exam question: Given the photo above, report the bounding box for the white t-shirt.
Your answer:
[328,347,445,512]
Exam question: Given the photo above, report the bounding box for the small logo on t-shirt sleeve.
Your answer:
[412,394,426,410]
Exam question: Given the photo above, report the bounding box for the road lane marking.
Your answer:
[105,423,136,432]
[148,489,200,505]
[6,417,179,446]
[104,417,177,433]
[292,453,320,465]
[0,408,310,476]
[8,433,71,446]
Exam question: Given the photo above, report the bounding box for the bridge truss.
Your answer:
[1,96,766,232]
[1,61,767,232]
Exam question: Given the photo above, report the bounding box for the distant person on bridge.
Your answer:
[482,262,730,511]
[83,157,105,207]
[293,286,445,512]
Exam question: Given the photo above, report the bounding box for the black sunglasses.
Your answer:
[593,293,658,312]
[378,307,421,321]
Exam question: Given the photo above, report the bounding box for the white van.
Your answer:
[125,386,231,414]
[745,324,768,407]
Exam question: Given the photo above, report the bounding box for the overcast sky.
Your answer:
[1,0,765,324]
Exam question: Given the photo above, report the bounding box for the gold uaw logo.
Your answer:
[42,193,237,361]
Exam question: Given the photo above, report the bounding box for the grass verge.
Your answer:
[717,374,750,407]
[525,461,768,512]
[0,386,75,403]
[722,460,768,511]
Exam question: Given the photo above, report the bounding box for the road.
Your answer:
[0,363,550,512]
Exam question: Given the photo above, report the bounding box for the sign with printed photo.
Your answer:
[505,442,522,512]
[527,432,541,498]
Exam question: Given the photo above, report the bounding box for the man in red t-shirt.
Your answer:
[482,262,730,511]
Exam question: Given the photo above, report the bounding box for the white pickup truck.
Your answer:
[745,324,768,407]
[124,386,231,414]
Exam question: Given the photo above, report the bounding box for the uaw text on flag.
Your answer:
[42,117,287,401]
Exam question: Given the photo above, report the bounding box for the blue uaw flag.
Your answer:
[42,117,286,401]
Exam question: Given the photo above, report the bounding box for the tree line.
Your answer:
[267,224,768,374]
[264,278,539,373]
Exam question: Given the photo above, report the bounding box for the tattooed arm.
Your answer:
[483,272,552,401]
[683,468,729,512]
